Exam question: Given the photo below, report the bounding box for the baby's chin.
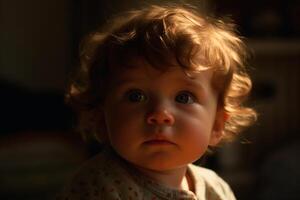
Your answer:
[128,158,191,174]
[114,146,202,172]
[136,153,202,171]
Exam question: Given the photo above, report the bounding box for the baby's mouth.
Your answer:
[143,138,176,146]
[143,126,176,145]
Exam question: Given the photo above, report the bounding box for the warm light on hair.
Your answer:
[66,4,257,143]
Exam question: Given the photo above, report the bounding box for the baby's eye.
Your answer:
[175,91,196,104]
[126,89,147,103]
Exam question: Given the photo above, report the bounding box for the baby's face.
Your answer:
[102,58,224,171]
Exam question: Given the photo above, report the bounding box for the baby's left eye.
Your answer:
[175,91,196,104]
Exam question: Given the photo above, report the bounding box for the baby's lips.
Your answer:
[144,133,176,145]
[143,139,176,146]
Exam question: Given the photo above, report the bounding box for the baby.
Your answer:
[59,4,256,200]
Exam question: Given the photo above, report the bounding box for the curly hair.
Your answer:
[66,4,257,143]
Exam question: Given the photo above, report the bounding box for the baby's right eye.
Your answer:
[125,89,147,103]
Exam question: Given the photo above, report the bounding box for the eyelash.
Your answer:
[124,89,197,104]
[175,91,197,104]
[125,89,147,103]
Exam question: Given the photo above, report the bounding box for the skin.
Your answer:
[100,58,225,191]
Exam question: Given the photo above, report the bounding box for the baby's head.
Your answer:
[67,4,256,167]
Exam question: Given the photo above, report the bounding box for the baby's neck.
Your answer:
[135,165,194,192]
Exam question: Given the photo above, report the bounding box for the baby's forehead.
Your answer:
[112,56,209,77]
[110,59,214,88]
[113,58,174,78]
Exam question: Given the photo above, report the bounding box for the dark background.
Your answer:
[1,0,299,199]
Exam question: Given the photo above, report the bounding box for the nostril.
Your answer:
[164,119,171,124]
[149,118,157,124]
[146,111,175,125]
[146,115,158,124]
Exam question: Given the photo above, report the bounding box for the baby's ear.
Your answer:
[209,108,226,146]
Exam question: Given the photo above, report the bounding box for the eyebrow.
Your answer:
[174,75,207,90]
[110,78,146,94]
[115,73,206,88]
[113,77,145,86]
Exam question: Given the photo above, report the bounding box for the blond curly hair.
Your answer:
[66,4,257,143]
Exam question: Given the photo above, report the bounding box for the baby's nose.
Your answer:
[146,109,175,125]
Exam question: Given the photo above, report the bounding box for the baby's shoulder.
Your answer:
[66,151,111,185]
[57,151,138,199]
[189,164,224,183]
[189,164,236,200]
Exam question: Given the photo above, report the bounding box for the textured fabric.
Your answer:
[57,148,236,200]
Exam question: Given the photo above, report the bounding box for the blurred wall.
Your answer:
[0,0,71,91]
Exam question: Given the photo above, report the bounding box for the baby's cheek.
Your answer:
[177,116,212,142]
[107,113,140,140]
